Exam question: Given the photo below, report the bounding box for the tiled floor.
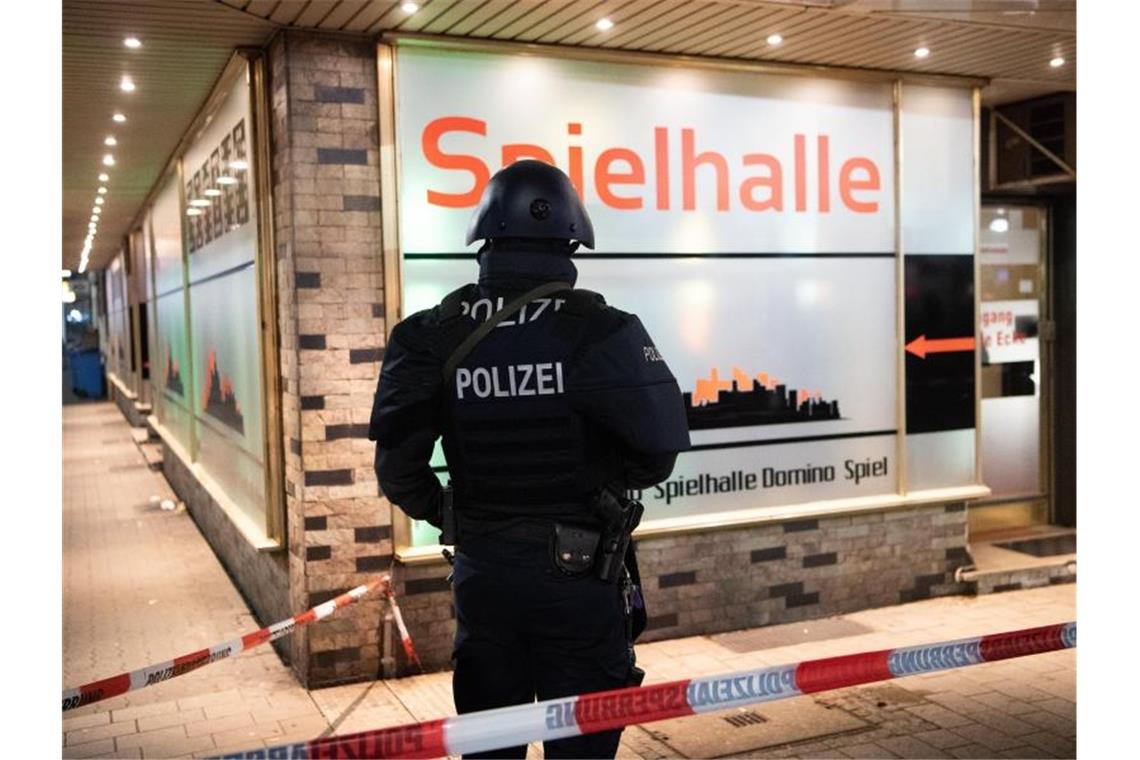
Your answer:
[63,401,1076,759]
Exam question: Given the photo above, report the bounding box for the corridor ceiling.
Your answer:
[62,0,1076,272]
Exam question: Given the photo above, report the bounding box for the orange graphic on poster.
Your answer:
[683,366,839,430]
[202,349,245,434]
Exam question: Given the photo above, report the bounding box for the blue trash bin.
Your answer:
[69,348,105,399]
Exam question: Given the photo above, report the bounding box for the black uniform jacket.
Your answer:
[368,245,691,533]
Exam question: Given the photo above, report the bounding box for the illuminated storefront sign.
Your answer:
[392,44,976,543]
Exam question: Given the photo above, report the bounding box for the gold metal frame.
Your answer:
[377,37,989,560]
[892,79,907,496]
[973,86,984,489]
[127,228,147,404]
[376,43,414,552]
[175,155,198,462]
[247,51,288,547]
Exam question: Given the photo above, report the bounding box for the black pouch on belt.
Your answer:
[551,524,601,576]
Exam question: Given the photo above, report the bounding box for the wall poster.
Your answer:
[104,253,131,388]
[392,45,976,545]
[181,62,267,531]
[150,172,195,453]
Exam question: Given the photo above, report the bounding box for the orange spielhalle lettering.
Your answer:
[654,127,670,210]
[817,135,831,213]
[567,122,585,199]
[839,157,880,212]
[422,116,490,207]
[794,134,807,212]
[682,128,730,211]
[740,153,783,211]
[595,147,645,210]
[420,119,883,215]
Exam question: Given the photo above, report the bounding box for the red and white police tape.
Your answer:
[386,583,423,670]
[214,620,1075,759]
[62,577,391,712]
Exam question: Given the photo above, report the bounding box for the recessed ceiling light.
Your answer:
[104,136,117,146]
[98,172,109,182]
[204,188,223,197]
[989,217,1010,233]
[186,208,203,217]
[596,18,614,32]
[98,187,107,194]
[767,33,783,46]
[113,113,126,123]
[914,47,930,59]
[103,154,115,166]
[1050,56,1065,68]
[401,2,418,12]
[90,215,98,222]
[92,206,102,215]
[216,175,238,185]
[62,269,72,278]
[189,198,212,207]
[228,159,249,171]
[120,76,136,92]
[95,197,105,205]
[124,37,141,48]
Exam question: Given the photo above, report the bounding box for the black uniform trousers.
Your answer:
[451,535,631,759]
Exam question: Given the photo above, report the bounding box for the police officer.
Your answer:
[369,160,690,759]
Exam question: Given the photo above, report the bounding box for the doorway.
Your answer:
[971,204,1052,535]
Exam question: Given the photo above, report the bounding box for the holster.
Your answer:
[439,486,457,547]
[590,489,644,584]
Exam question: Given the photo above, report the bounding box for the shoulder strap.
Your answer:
[442,280,572,381]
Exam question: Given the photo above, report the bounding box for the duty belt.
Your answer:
[457,515,554,545]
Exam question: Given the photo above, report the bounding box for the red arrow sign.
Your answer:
[905,335,976,359]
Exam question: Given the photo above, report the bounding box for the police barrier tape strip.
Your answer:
[62,577,391,712]
[386,584,423,670]
[212,620,1075,760]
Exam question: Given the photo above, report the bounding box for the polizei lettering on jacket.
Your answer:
[888,641,981,677]
[686,667,798,710]
[455,362,565,400]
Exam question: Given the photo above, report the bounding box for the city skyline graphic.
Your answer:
[164,345,184,397]
[683,367,841,430]
[201,348,244,434]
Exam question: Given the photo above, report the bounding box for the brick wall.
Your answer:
[635,502,970,639]
[268,30,393,687]
[394,502,971,672]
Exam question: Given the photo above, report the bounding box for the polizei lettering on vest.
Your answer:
[462,296,566,326]
[456,362,565,400]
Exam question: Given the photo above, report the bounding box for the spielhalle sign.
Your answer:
[392,44,974,538]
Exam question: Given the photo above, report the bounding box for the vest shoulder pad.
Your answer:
[438,283,479,322]
[560,288,607,317]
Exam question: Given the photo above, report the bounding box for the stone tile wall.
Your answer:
[394,502,971,672]
[267,30,393,687]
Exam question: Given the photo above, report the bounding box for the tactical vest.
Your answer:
[434,283,613,520]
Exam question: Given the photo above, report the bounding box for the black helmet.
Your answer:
[466,160,594,249]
